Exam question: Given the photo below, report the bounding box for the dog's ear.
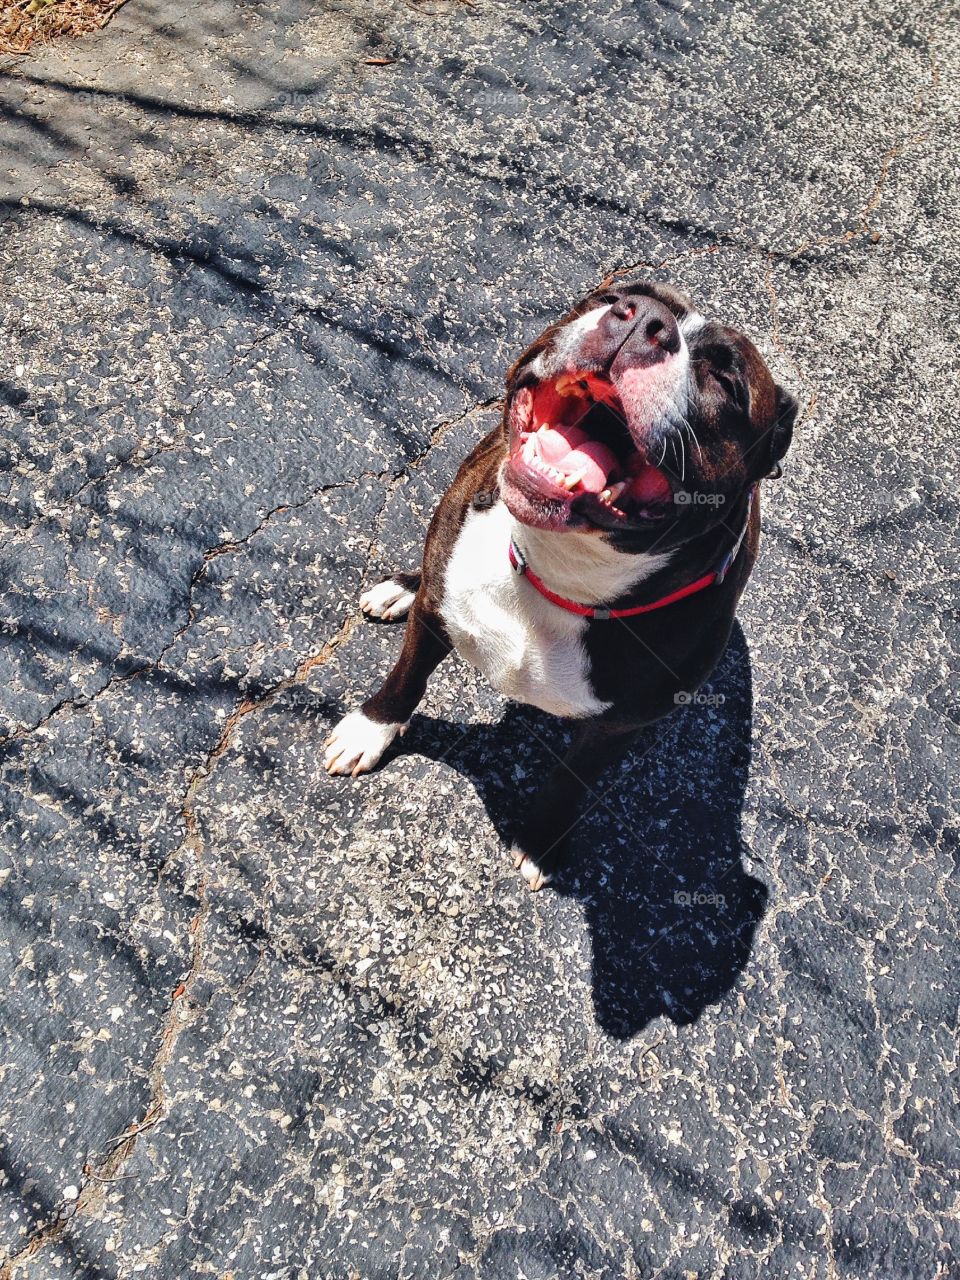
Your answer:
[763,385,798,477]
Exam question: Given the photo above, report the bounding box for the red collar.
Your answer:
[508,485,756,620]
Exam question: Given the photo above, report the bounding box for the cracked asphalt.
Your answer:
[1,0,958,1276]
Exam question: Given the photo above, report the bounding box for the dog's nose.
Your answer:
[607,296,682,378]
[601,295,681,355]
[626,296,681,355]
[565,293,683,373]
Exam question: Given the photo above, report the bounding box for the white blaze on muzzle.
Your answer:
[527,303,613,381]
[531,301,695,439]
[612,343,692,440]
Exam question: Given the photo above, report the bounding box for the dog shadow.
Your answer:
[402,622,767,1039]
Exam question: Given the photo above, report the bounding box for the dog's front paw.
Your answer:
[359,578,417,621]
[323,711,402,777]
[511,848,553,892]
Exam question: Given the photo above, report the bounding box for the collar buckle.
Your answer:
[509,538,527,576]
[716,483,757,584]
[715,553,736,585]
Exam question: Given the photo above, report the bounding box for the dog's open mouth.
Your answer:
[505,372,673,523]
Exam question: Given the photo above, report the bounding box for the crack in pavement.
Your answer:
[0,391,500,1274]
[0,394,500,751]
[1,0,956,1273]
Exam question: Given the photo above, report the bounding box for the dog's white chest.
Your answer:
[440,503,611,719]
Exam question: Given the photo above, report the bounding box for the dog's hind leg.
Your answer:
[324,599,450,777]
[359,570,421,621]
[512,721,639,890]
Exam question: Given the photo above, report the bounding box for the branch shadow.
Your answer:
[400,622,767,1039]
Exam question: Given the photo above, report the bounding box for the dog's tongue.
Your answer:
[535,423,673,503]
[536,424,618,494]
[625,454,673,504]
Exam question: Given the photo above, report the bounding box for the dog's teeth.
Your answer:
[598,481,626,505]
[561,468,586,491]
[556,372,591,399]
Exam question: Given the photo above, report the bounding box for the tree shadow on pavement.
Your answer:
[404,622,767,1040]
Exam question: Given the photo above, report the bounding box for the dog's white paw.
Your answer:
[323,711,402,777]
[512,849,553,892]
[359,579,416,621]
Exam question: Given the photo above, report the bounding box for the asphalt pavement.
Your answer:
[1,1,958,1276]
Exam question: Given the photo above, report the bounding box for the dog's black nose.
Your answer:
[630,296,681,355]
[605,295,682,378]
[603,294,681,356]
[568,292,683,373]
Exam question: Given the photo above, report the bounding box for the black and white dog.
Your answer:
[325,279,797,889]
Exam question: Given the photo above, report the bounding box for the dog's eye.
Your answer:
[708,368,742,405]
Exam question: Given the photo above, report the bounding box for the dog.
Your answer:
[324,279,797,890]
